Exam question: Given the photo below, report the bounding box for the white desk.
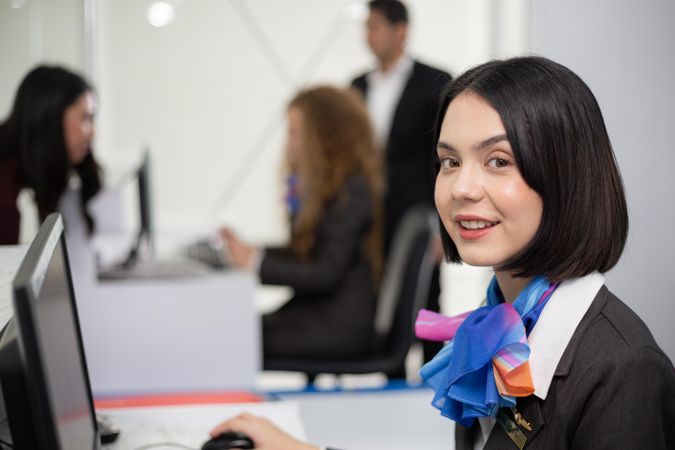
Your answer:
[99,401,307,449]
[97,387,454,450]
[284,388,455,450]
[3,245,455,450]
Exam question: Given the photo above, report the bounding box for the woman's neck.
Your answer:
[494,271,534,304]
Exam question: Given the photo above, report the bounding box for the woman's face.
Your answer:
[435,92,543,268]
[63,91,96,165]
[286,105,305,168]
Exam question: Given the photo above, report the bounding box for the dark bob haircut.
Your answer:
[368,0,408,25]
[0,65,101,233]
[433,56,628,282]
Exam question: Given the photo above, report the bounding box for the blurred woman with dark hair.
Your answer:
[222,85,384,361]
[0,65,101,244]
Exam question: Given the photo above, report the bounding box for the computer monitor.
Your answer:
[119,148,154,268]
[138,148,154,253]
[0,214,100,449]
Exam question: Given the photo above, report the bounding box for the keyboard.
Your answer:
[184,239,229,270]
[98,258,212,281]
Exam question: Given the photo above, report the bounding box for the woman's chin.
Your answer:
[69,148,90,165]
[456,253,501,269]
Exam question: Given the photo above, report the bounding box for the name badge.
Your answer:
[496,407,531,449]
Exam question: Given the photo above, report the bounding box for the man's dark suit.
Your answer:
[455,286,675,449]
[260,175,377,361]
[352,60,451,254]
[352,60,451,364]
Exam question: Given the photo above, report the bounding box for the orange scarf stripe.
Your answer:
[492,359,535,397]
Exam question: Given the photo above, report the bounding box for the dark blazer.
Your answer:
[0,158,22,245]
[455,286,675,450]
[352,60,451,253]
[260,175,377,361]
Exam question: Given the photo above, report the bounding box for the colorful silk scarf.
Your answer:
[285,174,301,216]
[415,275,558,427]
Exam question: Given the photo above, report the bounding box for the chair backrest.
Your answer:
[373,207,438,358]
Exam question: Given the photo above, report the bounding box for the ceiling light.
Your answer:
[147,1,175,28]
[345,2,368,21]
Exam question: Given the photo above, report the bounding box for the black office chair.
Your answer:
[264,206,439,379]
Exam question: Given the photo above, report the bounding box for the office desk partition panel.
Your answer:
[77,272,260,396]
[57,188,261,396]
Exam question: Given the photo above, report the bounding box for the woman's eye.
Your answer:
[487,157,510,168]
[439,157,459,170]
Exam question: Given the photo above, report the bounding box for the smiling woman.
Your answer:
[205,56,675,450]
[418,56,675,449]
[433,59,628,285]
[435,92,544,280]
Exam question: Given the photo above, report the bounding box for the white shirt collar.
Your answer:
[368,53,414,82]
[528,272,605,399]
[365,54,414,149]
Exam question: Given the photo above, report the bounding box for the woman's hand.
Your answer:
[209,412,318,450]
[219,228,258,270]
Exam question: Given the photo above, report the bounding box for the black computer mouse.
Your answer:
[201,431,255,450]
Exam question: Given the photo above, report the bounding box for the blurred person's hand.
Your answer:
[209,412,318,450]
[219,228,258,270]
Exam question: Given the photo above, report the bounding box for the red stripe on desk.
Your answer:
[94,391,264,409]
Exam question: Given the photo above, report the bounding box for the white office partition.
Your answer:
[78,273,259,396]
[61,190,260,396]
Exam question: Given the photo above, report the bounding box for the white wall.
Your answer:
[93,0,497,246]
[0,0,84,118]
[92,0,511,313]
[530,0,675,360]
[1,0,526,314]
[1,0,87,244]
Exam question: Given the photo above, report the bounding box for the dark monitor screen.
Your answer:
[0,213,99,449]
[110,149,153,270]
[119,148,153,268]
[138,148,153,252]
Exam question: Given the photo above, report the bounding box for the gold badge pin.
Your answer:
[513,408,532,432]
[496,408,528,449]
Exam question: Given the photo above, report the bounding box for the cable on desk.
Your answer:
[132,442,197,450]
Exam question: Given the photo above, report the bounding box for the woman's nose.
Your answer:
[450,164,482,202]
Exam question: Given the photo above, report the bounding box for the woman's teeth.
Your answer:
[459,220,497,230]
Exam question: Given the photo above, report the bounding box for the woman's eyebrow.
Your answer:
[437,134,509,152]
[436,141,455,151]
[473,134,508,151]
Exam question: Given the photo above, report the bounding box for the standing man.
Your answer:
[352,0,451,366]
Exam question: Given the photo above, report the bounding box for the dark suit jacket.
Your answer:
[0,158,22,244]
[352,60,451,253]
[260,175,377,360]
[455,286,675,450]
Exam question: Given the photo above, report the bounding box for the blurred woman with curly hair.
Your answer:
[222,85,384,360]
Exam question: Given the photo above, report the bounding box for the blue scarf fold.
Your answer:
[417,275,558,427]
